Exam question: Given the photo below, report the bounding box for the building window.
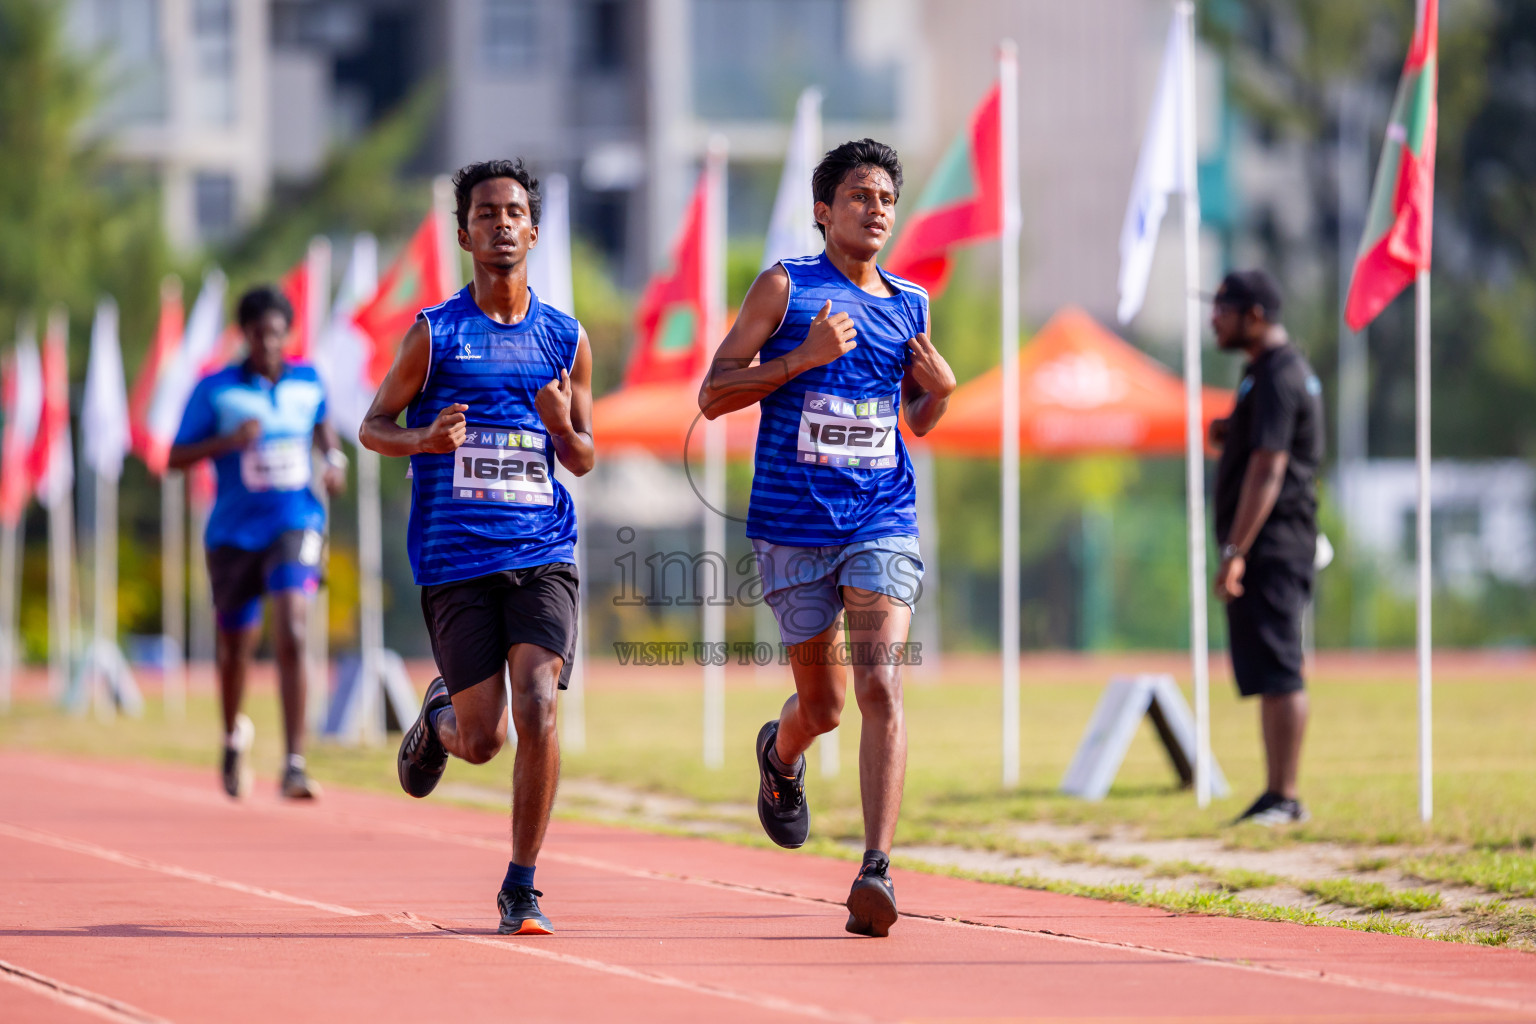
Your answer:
[483,0,539,73]
[191,0,236,126]
[690,0,897,120]
[69,0,167,124]
[194,172,236,243]
[581,0,624,74]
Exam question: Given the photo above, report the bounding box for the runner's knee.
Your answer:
[854,667,903,720]
[797,695,842,736]
[511,683,558,739]
[458,724,506,764]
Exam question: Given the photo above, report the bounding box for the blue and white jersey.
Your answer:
[174,362,328,551]
[405,286,580,586]
[745,252,926,546]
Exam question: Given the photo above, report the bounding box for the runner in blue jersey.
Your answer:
[360,160,594,937]
[698,140,956,937]
[169,286,348,801]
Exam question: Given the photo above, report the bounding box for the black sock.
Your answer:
[502,862,535,892]
[861,849,890,875]
[766,744,797,777]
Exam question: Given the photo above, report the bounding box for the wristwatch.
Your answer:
[1220,543,1243,561]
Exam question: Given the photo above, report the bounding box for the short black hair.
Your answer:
[452,158,542,231]
[811,139,903,239]
[236,285,293,329]
[1216,269,1284,322]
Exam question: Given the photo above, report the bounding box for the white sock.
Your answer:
[287,753,306,771]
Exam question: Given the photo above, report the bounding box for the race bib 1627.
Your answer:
[796,391,899,469]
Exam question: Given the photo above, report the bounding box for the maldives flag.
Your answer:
[625,163,718,387]
[1345,0,1438,331]
[281,238,331,361]
[883,82,1004,296]
[0,332,43,526]
[130,277,184,463]
[282,259,313,360]
[353,211,454,388]
[29,310,72,508]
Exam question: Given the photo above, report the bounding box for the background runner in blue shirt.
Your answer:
[360,159,595,938]
[170,285,347,803]
[697,139,957,938]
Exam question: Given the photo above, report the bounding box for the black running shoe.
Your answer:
[280,763,321,800]
[1231,791,1310,827]
[755,720,808,849]
[221,713,254,799]
[845,855,898,938]
[398,677,452,798]
[497,886,553,935]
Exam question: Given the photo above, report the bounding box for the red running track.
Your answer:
[0,752,1532,1023]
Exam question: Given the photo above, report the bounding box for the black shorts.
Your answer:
[1225,558,1312,698]
[420,563,579,696]
[207,529,324,631]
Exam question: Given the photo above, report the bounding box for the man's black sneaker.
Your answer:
[845,856,898,938]
[221,713,254,799]
[398,677,452,798]
[1232,791,1310,826]
[280,763,321,800]
[497,886,553,935]
[755,720,809,849]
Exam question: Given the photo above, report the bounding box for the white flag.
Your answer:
[82,298,131,482]
[38,311,73,508]
[527,173,574,315]
[762,88,824,271]
[7,330,42,473]
[144,267,227,468]
[1117,14,1195,324]
[321,234,379,442]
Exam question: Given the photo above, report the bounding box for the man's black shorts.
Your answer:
[420,562,579,696]
[1225,557,1312,698]
[207,529,324,631]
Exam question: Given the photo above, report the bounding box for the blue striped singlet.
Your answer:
[406,286,580,586]
[745,252,927,546]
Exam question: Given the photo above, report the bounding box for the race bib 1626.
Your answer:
[452,427,555,505]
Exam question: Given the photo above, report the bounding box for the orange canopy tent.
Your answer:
[590,380,760,460]
[914,307,1233,457]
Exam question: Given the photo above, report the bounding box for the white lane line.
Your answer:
[13,759,1536,1017]
[0,821,871,1024]
[0,821,366,918]
[0,956,172,1024]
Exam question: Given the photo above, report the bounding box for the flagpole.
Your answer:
[1415,269,1432,821]
[1173,1,1213,808]
[702,136,728,770]
[162,471,185,717]
[0,519,16,712]
[45,308,73,705]
[305,236,333,734]
[998,40,1022,788]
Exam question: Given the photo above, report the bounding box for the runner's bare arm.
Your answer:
[697,266,857,419]
[358,320,466,457]
[900,331,956,437]
[537,328,595,476]
[167,418,261,469]
[312,420,347,495]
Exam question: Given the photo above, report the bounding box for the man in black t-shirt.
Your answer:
[1208,270,1325,826]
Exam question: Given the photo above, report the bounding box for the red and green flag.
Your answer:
[353,210,454,388]
[1345,0,1438,331]
[883,82,1004,296]
[626,165,716,387]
